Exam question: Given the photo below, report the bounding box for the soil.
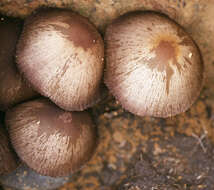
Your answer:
[118,133,214,190]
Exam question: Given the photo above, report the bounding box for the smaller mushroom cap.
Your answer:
[6,98,97,177]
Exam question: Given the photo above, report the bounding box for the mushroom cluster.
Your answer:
[0,8,204,190]
[0,8,101,189]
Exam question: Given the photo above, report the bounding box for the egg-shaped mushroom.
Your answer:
[105,11,204,118]
[5,98,97,177]
[0,123,18,176]
[0,15,38,111]
[16,9,104,111]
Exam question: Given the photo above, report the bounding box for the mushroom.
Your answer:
[0,123,18,176]
[0,15,38,111]
[5,98,97,177]
[0,164,71,190]
[104,11,204,118]
[16,8,104,111]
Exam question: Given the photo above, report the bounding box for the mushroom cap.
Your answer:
[104,11,204,118]
[6,98,97,177]
[0,124,18,176]
[0,164,71,190]
[16,9,104,111]
[0,15,38,111]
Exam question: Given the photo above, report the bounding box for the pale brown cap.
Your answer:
[105,11,204,118]
[6,98,97,177]
[16,9,104,111]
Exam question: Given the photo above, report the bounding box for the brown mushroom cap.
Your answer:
[5,98,97,177]
[0,15,38,111]
[104,11,204,118]
[16,9,104,111]
[0,123,18,176]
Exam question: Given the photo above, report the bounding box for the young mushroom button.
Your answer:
[104,11,204,118]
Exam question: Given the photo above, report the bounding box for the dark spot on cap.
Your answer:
[147,27,152,31]
[184,57,192,65]
[48,15,97,51]
[147,40,181,94]
[23,9,99,52]
[183,64,187,69]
